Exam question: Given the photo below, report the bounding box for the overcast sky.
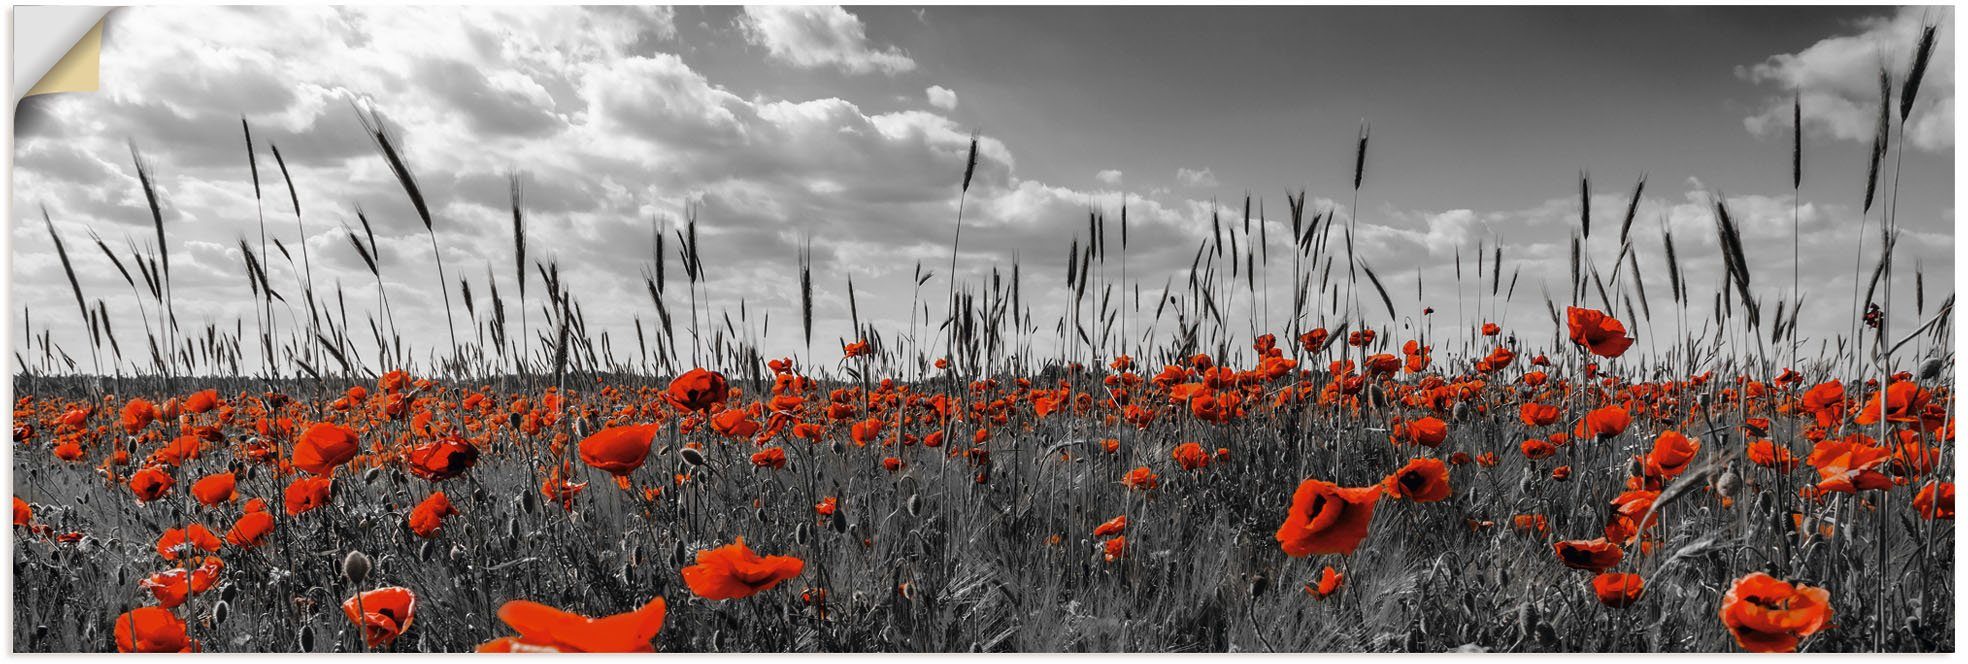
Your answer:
[11,5,1955,374]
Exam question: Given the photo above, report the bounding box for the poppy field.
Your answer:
[8,20,1958,655]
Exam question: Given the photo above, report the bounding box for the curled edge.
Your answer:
[14,6,112,103]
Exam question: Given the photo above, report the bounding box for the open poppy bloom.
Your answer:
[1306,566,1343,599]
[1171,442,1211,470]
[406,436,480,481]
[408,492,458,537]
[1643,430,1700,479]
[113,606,196,652]
[1553,538,1624,571]
[140,556,223,608]
[190,472,237,506]
[1580,405,1632,440]
[13,497,30,527]
[1519,402,1561,427]
[1276,479,1382,556]
[1718,572,1832,652]
[577,424,660,476]
[1591,572,1645,608]
[681,537,805,600]
[1093,515,1128,538]
[292,423,362,475]
[1383,457,1451,503]
[343,586,419,648]
[665,368,730,412]
[155,523,222,561]
[226,510,276,548]
[284,476,333,515]
[1566,307,1634,358]
[183,389,220,414]
[1914,482,1953,520]
[129,466,175,503]
[478,597,667,652]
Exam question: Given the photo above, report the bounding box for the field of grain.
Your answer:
[8,16,1956,654]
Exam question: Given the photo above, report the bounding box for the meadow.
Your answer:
[8,22,1955,653]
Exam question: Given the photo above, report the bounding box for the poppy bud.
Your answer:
[671,540,688,566]
[1517,601,1541,637]
[220,582,237,602]
[1716,471,1741,501]
[831,513,849,533]
[906,494,922,518]
[418,540,436,562]
[1920,357,1944,381]
[449,543,468,562]
[341,550,372,584]
[1248,572,1269,599]
[210,600,229,626]
[679,447,706,467]
[298,626,315,651]
[831,440,846,455]
[796,522,813,545]
[362,467,380,484]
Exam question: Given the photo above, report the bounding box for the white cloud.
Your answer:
[925,85,958,110]
[1176,167,1218,188]
[738,6,916,76]
[1741,7,1953,151]
[1095,169,1123,185]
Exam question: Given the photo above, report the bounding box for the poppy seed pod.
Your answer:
[341,550,372,584]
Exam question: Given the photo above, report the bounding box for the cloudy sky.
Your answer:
[11,5,1955,374]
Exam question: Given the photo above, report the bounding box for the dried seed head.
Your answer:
[341,550,372,584]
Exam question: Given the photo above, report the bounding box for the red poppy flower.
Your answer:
[665,368,730,412]
[1276,479,1382,556]
[113,606,196,652]
[190,472,236,506]
[1383,457,1451,503]
[478,597,667,652]
[407,492,458,538]
[1553,538,1624,571]
[226,510,276,548]
[183,389,220,414]
[1121,466,1159,490]
[1171,442,1211,470]
[343,586,419,647]
[1643,430,1700,479]
[1093,515,1128,538]
[1718,572,1832,653]
[406,436,480,482]
[155,523,221,561]
[129,465,175,503]
[1519,402,1561,427]
[292,423,361,476]
[1306,565,1343,599]
[1914,482,1954,520]
[577,424,660,476]
[681,537,805,600]
[1592,572,1645,608]
[1566,307,1634,358]
[1101,535,1127,562]
[751,446,788,469]
[141,556,223,608]
[284,476,333,515]
[12,497,30,527]
[1580,405,1632,440]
